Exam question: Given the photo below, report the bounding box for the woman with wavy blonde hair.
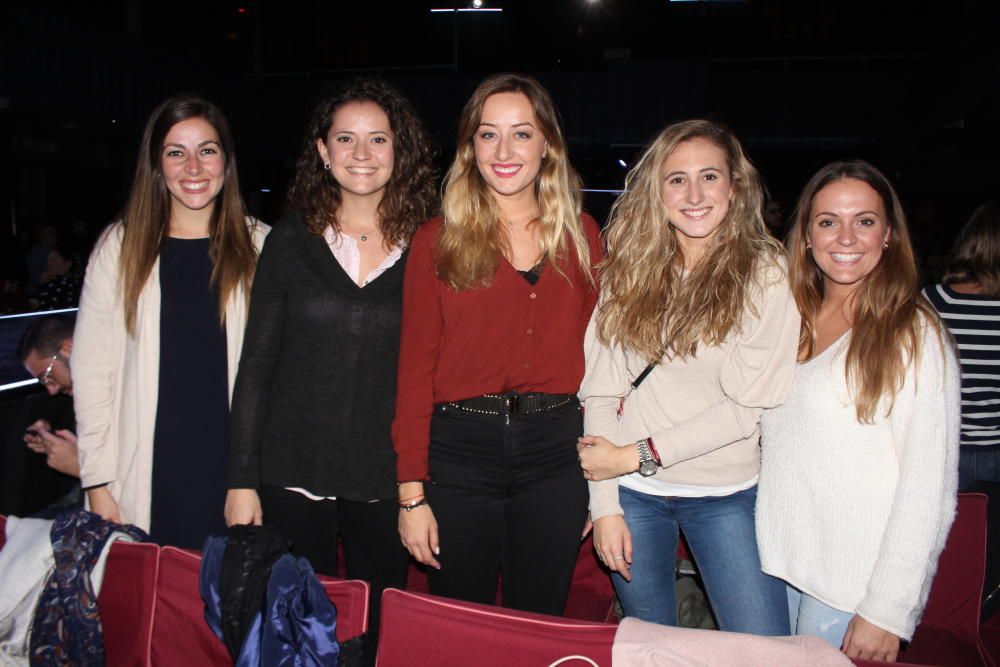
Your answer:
[756,160,959,661]
[577,119,799,634]
[393,73,602,614]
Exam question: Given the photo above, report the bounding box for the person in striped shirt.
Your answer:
[924,199,1000,489]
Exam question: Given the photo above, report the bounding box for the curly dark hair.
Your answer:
[286,78,438,247]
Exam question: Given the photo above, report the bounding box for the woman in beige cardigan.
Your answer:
[73,95,267,546]
[577,120,799,634]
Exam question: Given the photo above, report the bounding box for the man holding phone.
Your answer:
[18,314,80,478]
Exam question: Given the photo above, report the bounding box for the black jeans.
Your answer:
[425,398,589,615]
[259,485,409,631]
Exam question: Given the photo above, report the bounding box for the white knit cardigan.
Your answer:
[72,220,269,532]
[756,320,960,640]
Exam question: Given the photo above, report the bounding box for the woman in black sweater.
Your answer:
[226,79,437,626]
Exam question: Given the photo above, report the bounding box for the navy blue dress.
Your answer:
[149,237,230,548]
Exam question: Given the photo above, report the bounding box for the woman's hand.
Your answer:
[88,486,123,524]
[593,514,633,581]
[841,615,900,662]
[577,436,638,480]
[225,489,263,527]
[397,481,440,569]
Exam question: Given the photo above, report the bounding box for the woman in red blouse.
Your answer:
[392,73,602,614]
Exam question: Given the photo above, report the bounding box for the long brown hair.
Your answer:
[436,73,591,291]
[942,199,1000,297]
[285,78,438,248]
[119,94,258,334]
[597,119,782,362]
[787,160,941,422]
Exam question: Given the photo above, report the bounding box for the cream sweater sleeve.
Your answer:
[579,310,630,520]
[855,323,960,640]
[650,266,801,467]
[73,224,126,489]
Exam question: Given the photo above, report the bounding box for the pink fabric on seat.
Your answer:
[613,616,852,667]
[377,588,616,667]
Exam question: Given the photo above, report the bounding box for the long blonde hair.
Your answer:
[787,160,941,422]
[598,119,782,362]
[436,73,591,291]
[119,95,258,335]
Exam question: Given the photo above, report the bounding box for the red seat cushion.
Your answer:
[97,541,159,667]
[151,547,368,666]
[377,588,617,667]
[152,547,231,667]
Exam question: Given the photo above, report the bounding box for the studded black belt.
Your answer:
[442,392,576,417]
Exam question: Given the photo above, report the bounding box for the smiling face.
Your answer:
[316,100,394,202]
[160,117,225,217]
[473,92,548,207]
[807,178,890,297]
[659,137,733,264]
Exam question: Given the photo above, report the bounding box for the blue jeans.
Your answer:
[787,585,853,648]
[959,445,1000,490]
[613,484,789,635]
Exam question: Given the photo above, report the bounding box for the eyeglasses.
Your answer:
[39,354,59,387]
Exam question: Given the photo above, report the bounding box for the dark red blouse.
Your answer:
[392,215,603,481]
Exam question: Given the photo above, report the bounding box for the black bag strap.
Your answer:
[631,358,660,390]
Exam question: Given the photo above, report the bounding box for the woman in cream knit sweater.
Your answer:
[756,160,959,662]
[577,119,799,634]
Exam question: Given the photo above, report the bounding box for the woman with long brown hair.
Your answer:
[225,78,437,626]
[756,160,959,661]
[73,94,267,547]
[393,73,602,614]
[924,200,1000,489]
[576,119,798,634]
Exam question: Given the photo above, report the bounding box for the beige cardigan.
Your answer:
[580,261,801,520]
[73,220,269,531]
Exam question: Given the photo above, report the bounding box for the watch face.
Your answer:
[639,460,658,477]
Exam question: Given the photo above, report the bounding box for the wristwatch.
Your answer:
[636,439,658,477]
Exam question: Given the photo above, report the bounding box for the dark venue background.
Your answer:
[2,0,999,267]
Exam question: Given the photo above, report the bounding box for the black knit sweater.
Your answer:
[228,213,406,500]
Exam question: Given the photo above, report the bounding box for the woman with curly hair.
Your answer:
[73,94,267,547]
[393,73,602,614]
[756,161,958,661]
[577,119,798,634]
[226,78,437,623]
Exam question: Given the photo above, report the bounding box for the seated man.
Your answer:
[18,314,79,478]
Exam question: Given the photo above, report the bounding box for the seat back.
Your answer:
[152,547,231,667]
[98,541,159,667]
[565,535,616,622]
[316,575,370,640]
[899,493,990,667]
[918,493,988,636]
[377,589,617,667]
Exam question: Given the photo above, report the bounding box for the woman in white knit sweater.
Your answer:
[756,160,959,662]
[577,120,800,634]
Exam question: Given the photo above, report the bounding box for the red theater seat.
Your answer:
[377,588,617,667]
[150,546,369,666]
[894,493,990,667]
[98,541,159,667]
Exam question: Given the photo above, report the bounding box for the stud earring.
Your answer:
[323,162,331,170]
[882,241,889,250]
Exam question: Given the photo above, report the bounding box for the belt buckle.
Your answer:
[506,394,520,416]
